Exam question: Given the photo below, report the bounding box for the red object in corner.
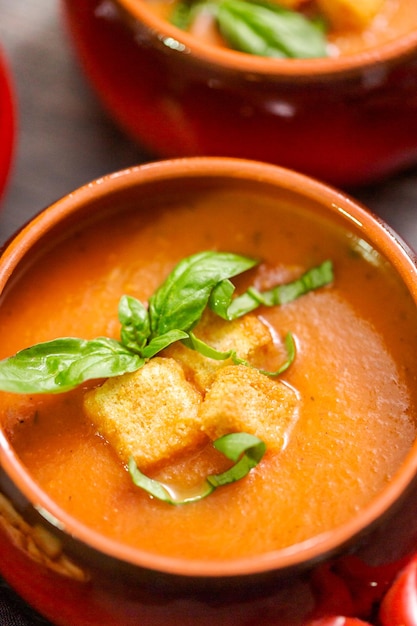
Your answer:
[379,555,417,626]
[0,45,15,203]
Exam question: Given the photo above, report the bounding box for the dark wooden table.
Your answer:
[0,1,417,624]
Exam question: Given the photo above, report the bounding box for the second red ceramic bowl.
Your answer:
[61,0,417,187]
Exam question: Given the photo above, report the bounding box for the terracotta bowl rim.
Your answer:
[1,156,417,579]
[116,0,417,77]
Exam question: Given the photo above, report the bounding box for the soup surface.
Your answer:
[144,0,416,57]
[1,187,417,561]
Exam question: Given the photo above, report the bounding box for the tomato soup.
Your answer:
[1,187,417,562]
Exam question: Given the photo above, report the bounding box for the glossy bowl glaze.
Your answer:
[1,158,417,625]
[0,45,15,203]
[61,0,417,187]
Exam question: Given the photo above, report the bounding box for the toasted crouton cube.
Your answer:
[199,365,298,449]
[83,357,204,470]
[317,0,384,30]
[164,310,273,392]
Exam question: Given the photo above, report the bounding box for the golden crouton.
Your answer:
[164,310,274,392]
[317,0,384,30]
[83,357,204,470]
[199,364,298,449]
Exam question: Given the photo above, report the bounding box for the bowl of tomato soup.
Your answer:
[1,157,417,625]
[61,0,417,187]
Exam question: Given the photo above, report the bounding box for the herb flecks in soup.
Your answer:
[148,0,414,58]
[1,192,417,559]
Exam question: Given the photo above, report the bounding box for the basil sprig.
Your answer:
[0,337,145,394]
[148,251,256,336]
[209,259,333,319]
[185,329,296,376]
[129,432,266,504]
[172,0,328,59]
[0,252,333,393]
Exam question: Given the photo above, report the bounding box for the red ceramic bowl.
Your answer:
[1,158,417,626]
[61,0,417,187]
[0,45,15,203]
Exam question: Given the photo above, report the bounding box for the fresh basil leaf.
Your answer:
[148,251,257,337]
[170,0,194,29]
[171,0,217,29]
[128,457,212,503]
[217,0,328,59]
[183,331,236,360]
[128,432,265,504]
[185,329,295,376]
[225,259,333,319]
[208,432,266,486]
[118,295,150,353]
[141,329,189,359]
[208,278,235,318]
[260,331,295,376]
[218,289,260,318]
[0,337,144,394]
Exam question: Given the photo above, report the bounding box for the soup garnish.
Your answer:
[129,432,266,504]
[0,251,332,503]
[171,0,329,59]
[167,0,385,58]
[0,251,332,393]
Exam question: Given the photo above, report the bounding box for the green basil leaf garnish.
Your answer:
[211,259,333,319]
[0,252,332,393]
[128,432,266,504]
[170,0,195,29]
[208,278,236,318]
[118,294,150,353]
[0,337,143,394]
[183,331,235,361]
[148,251,257,337]
[217,0,328,59]
[184,329,296,376]
[172,0,328,59]
[171,0,217,30]
[265,331,296,376]
[209,431,266,485]
[141,329,189,359]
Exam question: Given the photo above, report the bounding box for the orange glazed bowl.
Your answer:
[2,158,417,625]
[61,0,417,187]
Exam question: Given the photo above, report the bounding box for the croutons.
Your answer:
[83,357,204,470]
[317,0,385,30]
[84,314,299,469]
[164,310,274,392]
[199,364,298,449]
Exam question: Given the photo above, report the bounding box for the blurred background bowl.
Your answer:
[61,0,417,187]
